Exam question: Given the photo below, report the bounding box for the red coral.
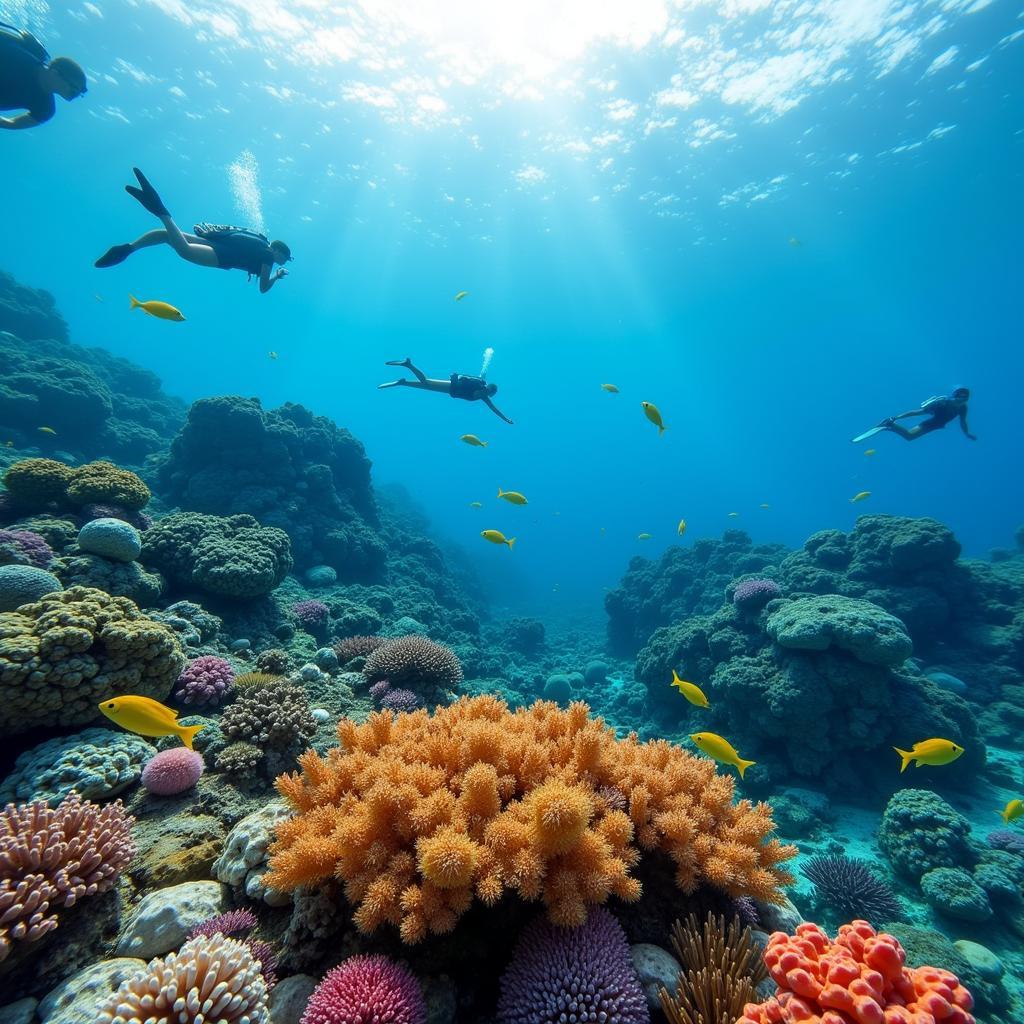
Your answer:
[301,954,425,1024]
[738,920,975,1024]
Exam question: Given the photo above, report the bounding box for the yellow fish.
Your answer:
[37,426,57,435]
[497,488,528,506]
[469,501,483,509]
[481,529,514,549]
[637,532,652,540]
[461,434,488,448]
[677,519,687,536]
[601,383,619,393]
[998,799,1023,825]
[130,295,186,322]
[99,695,204,749]
[864,449,877,457]
[268,351,279,360]
[690,732,756,779]
[671,670,709,709]
[850,491,871,503]
[454,290,469,301]
[759,503,771,510]
[893,738,964,772]
[641,401,666,435]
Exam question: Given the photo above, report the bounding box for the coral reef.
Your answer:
[266,696,795,942]
[3,459,151,514]
[733,577,783,610]
[363,633,464,701]
[0,793,135,962]
[0,270,68,341]
[140,748,205,796]
[0,528,53,568]
[333,634,385,663]
[800,855,902,927]
[291,599,329,632]
[53,551,162,606]
[174,654,235,706]
[302,954,426,1024]
[497,907,649,1024]
[0,563,62,611]
[0,586,185,735]
[878,790,974,882]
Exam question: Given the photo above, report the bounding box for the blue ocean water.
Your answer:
[4,0,1021,614]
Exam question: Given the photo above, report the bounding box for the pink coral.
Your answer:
[174,654,235,706]
[737,920,975,1024]
[301,954,426,1024]
[0,792,135,961]
[141,748,204,796]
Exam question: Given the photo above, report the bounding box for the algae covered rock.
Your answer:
[920,866,992,922]
[114,880,225,958]
[878,788,975,881]
[767,595,913,666]
[213,800,293,906]
[37,958,147,1024]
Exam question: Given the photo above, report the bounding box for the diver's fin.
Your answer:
[179,723,205,750]
[129,295,141,310]
[894,746,913,773]
[852,425,886,443]
[125,167,169,217]
[737,758,756,779]
[377,380,404,389]
[385,357,412,368]
[95,243,133,268]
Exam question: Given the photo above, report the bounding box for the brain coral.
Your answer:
[737,920,975,1024]
[0,563,62,612]
[2,458,74,507]
[878,789,975,882]
[0,586,185,735]
[497,907,650,1024]
[96,932,270,1024]
[301,954,426,1024]
[0,792,135,963]
[266,695,795,943]
[363,634,464,693]
[76,517,142,562]
[141,511,292,599]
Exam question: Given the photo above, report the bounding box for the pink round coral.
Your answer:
[141,748,204,796]
[732,577,781,610]
[301,954,426,1024]
[174,655,235,706]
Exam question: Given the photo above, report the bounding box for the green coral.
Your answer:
[878,788,975,882]
[65,461,150,510]
[0,586,185,736]
[141,512,292,599]
[3,458,73,507]
[920,867,992,922]
[55,552,163,606]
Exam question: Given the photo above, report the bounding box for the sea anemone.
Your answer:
[301,954,426,1024]
[801,854,902,926]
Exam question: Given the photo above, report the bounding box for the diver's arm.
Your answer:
[0,112,41,130]
[959,410,977,440]
[259,264,288,294]
[483,397,513,425]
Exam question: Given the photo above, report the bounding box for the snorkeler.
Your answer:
[378,358,514,424]
[853,388,976,443]
[0,23,87,130]
[94,168,292,294]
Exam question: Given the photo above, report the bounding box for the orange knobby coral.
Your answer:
[265,696,795,943]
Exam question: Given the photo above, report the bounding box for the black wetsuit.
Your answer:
[450,374,487,400]
[0,41,54,123]
[918,398,960,434]
[193,225,275,276]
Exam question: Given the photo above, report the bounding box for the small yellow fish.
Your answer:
[864,449,877,457]
[728,512,739,518]
[469,501,483,509]
[454,290,469,301]
[677,519,686,536]
[893,738,964,772]
[637,532,652,540]
[481,529,514,549]
[601,383,619,393]
[461,434,488,448]
[99,694,204,749]
[37,426,57,435]
[268,351,279,360]
[850,491,871,503]
[690,732,756,779]
[759,503,771,510]
[497,488,528,506]
[998,799,1024,825]
[671,670,709,709]
[641,401,666,435]
[130,295,186,322]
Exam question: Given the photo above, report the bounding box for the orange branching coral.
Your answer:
[265,696,795,943]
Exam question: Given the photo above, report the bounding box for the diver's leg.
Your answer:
[95,229,169,268]
[419,379,451,394]
[884,422,916,440]
[158,217,219,267]
[378,379,412,390]
[385,358,429,383]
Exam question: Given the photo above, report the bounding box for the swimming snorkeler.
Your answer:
[94,168,292,294]
[378,358,514,424]
[0,23,87,130]
[853,388,976,443]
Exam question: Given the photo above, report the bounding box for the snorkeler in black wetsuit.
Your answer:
[94,169,292,294]
[881,387,976,442]
[378,358,514,424]
[0,24,87,130]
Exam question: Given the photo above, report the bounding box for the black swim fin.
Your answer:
[385,358,412,368]
[125,167,169,217]
[94,244,133,268]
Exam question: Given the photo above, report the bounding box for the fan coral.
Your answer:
[266,696,794,943]
[733,577,782,610]
[140,748,204,795]
[497,907,649,1024]
[801,855,902,926]
[301,954,426,1024]
[737,920,976,1024]
[380,688,424,713]
[188,908,258,939]
[363,634,464,692]
[0,528,53,568]
[334,634,386,662]
[96,932,270,1023]
[659,912,768,1024]
[0,792,135,962]
[255,648,291,675]
[175,654,235,706]
[292,599,329,630]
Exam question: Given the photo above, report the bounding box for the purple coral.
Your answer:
[79,503,152,531]
[334,634,386,662]
[369,680,392,702]
[988,829,1024,856]
[188,908,258,940]
[291,599,329,631]
[732,577,782,610]
[174,654,235,706]
[380,688,424,714]
[497,907,650,1024]
[0,528,54,568]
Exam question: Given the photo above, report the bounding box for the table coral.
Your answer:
[265,695,795,943]
[737,920,976,1024]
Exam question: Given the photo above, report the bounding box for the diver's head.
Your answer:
[952,386,970,402]
[270,240,292,265]
[486,383,498,397]
[49,57,87,100]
